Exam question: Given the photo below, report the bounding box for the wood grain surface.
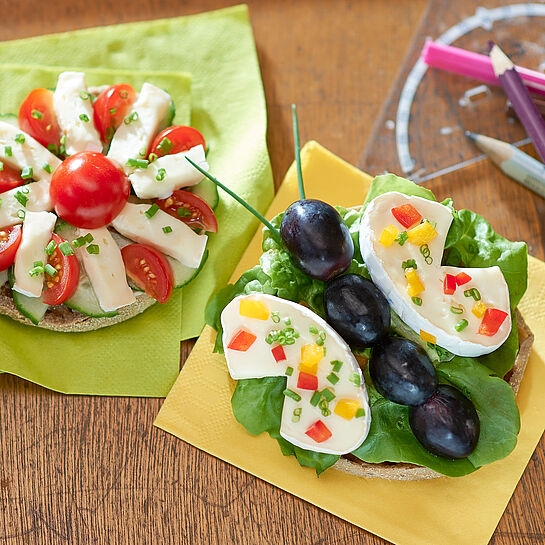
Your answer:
[0,1,543,544]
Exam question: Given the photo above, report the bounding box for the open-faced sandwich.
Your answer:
[0,71,218,331]
[201,161,531,479]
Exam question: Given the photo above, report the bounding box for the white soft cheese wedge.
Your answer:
[221,294,371,456]
[128,145,208,199]
[76,227,136,312]
[0,122,61,182]
[107,83,171,173]
[0,181,53,227]
[111,203,207,268]
[360,192,511,357]
[53,72,102,155]
[13,210,56,298]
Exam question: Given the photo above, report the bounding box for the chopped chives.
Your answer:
[450,305,464,314]
[84,233,94,243]
[395,231,408,245]
[31,109,43,119]
[33,260,43,267]
[79,113,90,122]
[14,191,28,207]
[17,209,25,219]
[44,263,57,277]
[86,244,100,255]
[455,319,469,332]
[284,317,291,326]
[318,330,326,340]
[28,265,44,277]
[156,136,173,155]
[283,389,301,402]
[72,236,87,249]
[349,372,361,387]
[316,337,324,346]
[14,133,25,144]
[321,388,335,402]
[119,89,129,99]
[105,127,115,142]
[464,288,481,301]
[58,241,74,256]
[126,158,149,169]
[5,145,12,156]
[291,413,301,423]
[271,311,280,324]
[21,166,33,180]
[156,168,166,181]
[0,198,2,206]
[411,296,422,306]
[148,153,158,163]
[124,111,139,125]
[326,373,339,385]
[355,408,366,418]
[318,399,329,411]
[138,147,147,157]
[21,186,29,195]
[402,259,417,270]
[331,360,343,372]
[109,107,116,115]
[285,366,293,376]
[177,207,191,217]
[42,163,52,174]
[79,90,92,100]
[162,226,173,234]
[321,408,331,417]
[310,391,321,406]
[145,203,159,218]
[45,240,56,255]
[309,325,318,335]
[47,143,58,154]
[293,408,302,416]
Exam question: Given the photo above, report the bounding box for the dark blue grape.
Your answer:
[324,274,390,347]
[280,199,353,281]
[409,384,480,459]
[369,337,437,406]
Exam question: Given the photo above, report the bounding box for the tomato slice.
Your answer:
[0,164,25,193]
[155,190,218,233]
[121,244,174,304]
[42,234,80,305]
[0,225,22,271]
[93,84,137,143]
[18,88,61,149]
[149,125,206,158]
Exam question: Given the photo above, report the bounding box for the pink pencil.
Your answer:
[422,40,545,97]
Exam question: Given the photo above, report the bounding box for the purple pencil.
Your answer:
[490,43,545,163]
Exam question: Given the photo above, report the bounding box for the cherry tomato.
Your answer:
[149,126,206,158]
[0,225,22,271]
[121,244,174,304]
[156,190,218,233]
[49,152,130,229]
[42,234,80,305]
[93,84,137,143]
[0,163,25,193]
[18,88,61,149]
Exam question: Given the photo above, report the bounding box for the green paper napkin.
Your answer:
[0,4,274,340]
[0,65,192,396]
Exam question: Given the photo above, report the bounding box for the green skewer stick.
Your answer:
[185,157,283,246]
[291,104,305,200]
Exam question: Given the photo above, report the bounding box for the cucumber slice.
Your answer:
[190,178,219,210]
[168,249,208,288]
[55,221,119,317]
[0,113,18,128]
[8,267,49,325]
[65,271,118,318]
[0,269,7,286]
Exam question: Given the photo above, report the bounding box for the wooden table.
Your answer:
[1,1,543,543]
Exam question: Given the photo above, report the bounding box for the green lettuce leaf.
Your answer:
[232,377,339,475]
[362,173,436,209]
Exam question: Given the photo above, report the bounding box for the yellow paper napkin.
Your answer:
[154,141,545,545]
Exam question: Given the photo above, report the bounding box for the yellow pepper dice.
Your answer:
[298,343,325,375]
[379,224,399,247]
[334,399,360,420]
[239,298,270,320]
[472,301,487,319]
[405,267,425,297]
[420,330,437,344]
[407,221,438,246]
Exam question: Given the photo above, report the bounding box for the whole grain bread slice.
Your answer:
[333,310,534,480]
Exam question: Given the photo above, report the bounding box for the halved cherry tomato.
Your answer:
[0,164,25,193]
[0,225,22,271]
[155,190,218,233]
[305,420,332,443]
[18,88,61,149]
[93,84,137,143]
[42,234,80,305]
[149,125,206,158]
[50,152,130,229]
[121,244,174,304]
